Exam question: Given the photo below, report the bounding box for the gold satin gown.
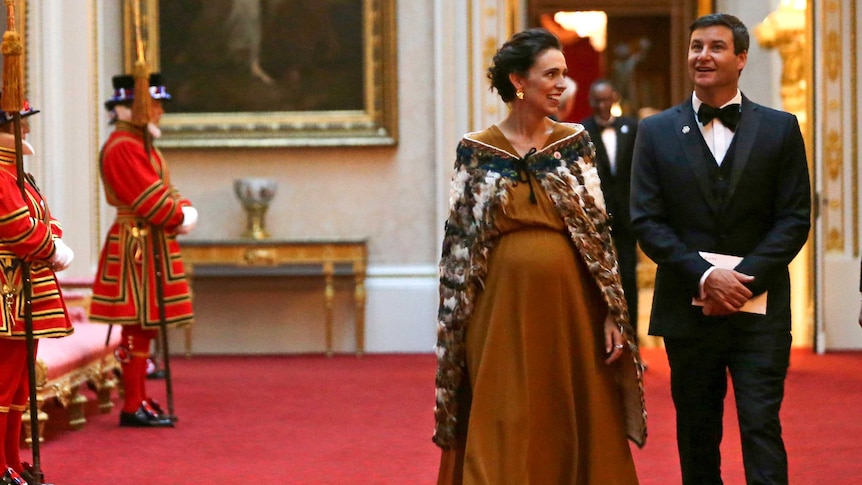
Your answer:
[437,126,639,485]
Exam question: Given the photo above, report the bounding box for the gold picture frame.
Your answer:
[123,0,397,148]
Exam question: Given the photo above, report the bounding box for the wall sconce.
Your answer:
[553,11,608,52]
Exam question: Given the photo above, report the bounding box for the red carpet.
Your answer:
[28,348,862,484]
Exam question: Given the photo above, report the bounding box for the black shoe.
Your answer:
[18,463,51,485]
[119,403,175,428]
[18,463,33,485]
[1,467,26,485]
[146,398,178,422]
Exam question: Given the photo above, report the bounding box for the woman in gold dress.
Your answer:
[434,28,646,484]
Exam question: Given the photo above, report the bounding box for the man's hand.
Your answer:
[701,268,754,316]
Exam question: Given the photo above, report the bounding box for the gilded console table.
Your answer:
[180,239,367,356]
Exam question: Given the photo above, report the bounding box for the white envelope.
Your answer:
[692,251,767,315]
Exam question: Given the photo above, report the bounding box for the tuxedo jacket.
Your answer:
[631,95,811,338]
[581,116,638,243]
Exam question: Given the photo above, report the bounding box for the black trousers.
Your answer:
[665,325,791,485]
[614,234,638,339]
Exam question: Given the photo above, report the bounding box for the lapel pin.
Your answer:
[621,125,629,134]
[682,126,691,134]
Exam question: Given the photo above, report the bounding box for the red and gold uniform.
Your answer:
[0,147,72,338]
[90,118,194,426]
[89,121,193,328]
[0,144,73,480]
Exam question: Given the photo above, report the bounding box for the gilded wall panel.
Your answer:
[471,0,519,129]
[821,0,846,252]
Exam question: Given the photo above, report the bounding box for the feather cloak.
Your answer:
[433,123,647,449]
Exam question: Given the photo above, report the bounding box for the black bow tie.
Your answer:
[697,103,741,131]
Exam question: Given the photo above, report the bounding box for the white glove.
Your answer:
[177,206,198,234]
[49,239,75,271]
[148,122,162,139]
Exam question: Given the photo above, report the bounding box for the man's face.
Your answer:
[149,98,164,126]
[0,117,30,137]
[687,25,747,96]
[589,84,616,122]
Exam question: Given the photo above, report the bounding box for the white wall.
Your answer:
[27,0,108,275]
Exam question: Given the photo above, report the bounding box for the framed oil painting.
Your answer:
[123,0,397,148]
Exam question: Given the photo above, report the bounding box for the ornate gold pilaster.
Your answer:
[756,1,817,346]
[851,0,859,255]
[820,0,847,253]
[755,3,808,135]
[469,1,518,131]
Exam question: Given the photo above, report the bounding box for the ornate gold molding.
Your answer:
[123,0,398,147]
[825,130,843,180]
[821,0,846,252]
[852,0,859,254]
[92,0,102,253]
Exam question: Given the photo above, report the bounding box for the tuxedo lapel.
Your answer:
[725,97,761,203]
[675,102,721,214]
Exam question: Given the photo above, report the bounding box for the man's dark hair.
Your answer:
[690,13,749,55]
[487,28,562,103]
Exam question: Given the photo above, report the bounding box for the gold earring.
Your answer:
[516,90,525,100]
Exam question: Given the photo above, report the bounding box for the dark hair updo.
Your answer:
[487,28,562,103]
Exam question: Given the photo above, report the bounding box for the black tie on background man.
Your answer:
[631,13,810,485]
[581,80,640,342]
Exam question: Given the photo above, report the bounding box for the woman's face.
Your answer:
[511,48,568,117]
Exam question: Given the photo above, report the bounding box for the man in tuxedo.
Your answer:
[631,13,810,485]
[581,80,640,341]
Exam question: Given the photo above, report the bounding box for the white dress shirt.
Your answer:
[600,124,618,175]
[692,90,742,165]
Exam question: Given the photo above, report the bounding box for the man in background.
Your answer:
[581,79,640,341]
